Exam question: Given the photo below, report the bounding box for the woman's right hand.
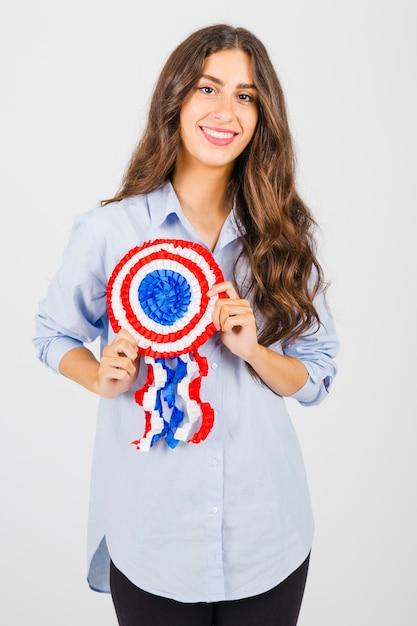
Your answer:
[98,329,140,398]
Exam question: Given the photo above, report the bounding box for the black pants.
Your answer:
[110,554,310,626]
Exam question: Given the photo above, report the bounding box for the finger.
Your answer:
[106,331,139,360]
[217,298,251,319]
[100,354,137,378]
[207,281,238,300]
[219,309,254,333]
[212,298,250,331]
[117,329,139,349]
[117,328,137,343]
[213,303,252,333]
[103,341,137,361]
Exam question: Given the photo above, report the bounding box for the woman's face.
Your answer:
[178,49,259,174]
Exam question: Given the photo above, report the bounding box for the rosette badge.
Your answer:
[106,239,225,451]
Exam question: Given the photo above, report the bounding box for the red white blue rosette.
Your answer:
[106,239,225,450]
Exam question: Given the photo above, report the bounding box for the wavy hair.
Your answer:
[102,24,327,347]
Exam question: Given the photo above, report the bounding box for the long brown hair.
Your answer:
[103,24,327,348]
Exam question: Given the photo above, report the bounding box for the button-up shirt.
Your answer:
[33,181,339,602]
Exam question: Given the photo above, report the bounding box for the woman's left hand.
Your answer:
[208,281,309,396]
[208,281,260,362]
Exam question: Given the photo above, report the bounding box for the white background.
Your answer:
[2,0,416,624]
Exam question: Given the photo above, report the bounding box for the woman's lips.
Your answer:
[200,126,237,146]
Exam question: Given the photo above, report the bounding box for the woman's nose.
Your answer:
[212,96,234,122]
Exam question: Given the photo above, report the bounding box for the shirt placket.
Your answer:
[204,353,226,600]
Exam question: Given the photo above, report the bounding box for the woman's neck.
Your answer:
[172,167,232,251]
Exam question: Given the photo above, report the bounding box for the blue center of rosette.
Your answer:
[138,269,192,326]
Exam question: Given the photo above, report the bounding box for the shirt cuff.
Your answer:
[45,337,85,374]
[290,372,329,406]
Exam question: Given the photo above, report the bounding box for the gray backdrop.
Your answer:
[2,0,416,624]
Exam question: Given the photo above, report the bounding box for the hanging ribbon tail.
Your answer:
[186,349,214,444]
[132,357,167,451]
[131,350,215,450]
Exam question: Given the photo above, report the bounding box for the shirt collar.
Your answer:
[147,181,180,229]
[146,180,241,250]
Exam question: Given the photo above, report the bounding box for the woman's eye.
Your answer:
[238,93,255,103]
[199,86,215,95]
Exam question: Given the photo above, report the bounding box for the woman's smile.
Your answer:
[200,125,238,145]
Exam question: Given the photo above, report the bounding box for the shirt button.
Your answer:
[212,458,219,466]
[211,362,218,370]
[212,507,219,514]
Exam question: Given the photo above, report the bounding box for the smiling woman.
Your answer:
[33,23,339,626]
[175,48,259,249]
[178,49,259,173]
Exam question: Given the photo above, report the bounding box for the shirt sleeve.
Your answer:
[33,212,108,374]
[284,291,339,406]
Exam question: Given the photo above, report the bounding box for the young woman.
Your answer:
[34,24,339,626]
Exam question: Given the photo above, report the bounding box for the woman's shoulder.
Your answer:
[86,193,149,223]
[84,182,173,230]
[70,183,175,266]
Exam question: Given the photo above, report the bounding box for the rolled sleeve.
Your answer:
[33,212,107,373]
[33,333,84,375]
[285,293,339,406]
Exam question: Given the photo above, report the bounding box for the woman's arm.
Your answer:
[59,329,140,399]
[245,344,308,396]
[208,281,329,397]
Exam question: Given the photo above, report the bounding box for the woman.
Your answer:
[34,24,339,626]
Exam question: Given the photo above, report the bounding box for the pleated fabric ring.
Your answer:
[106,238,225,450]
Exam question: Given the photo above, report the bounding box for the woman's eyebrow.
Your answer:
[200,74,256,90]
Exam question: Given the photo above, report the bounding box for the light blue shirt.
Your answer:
[33,182,339,603]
